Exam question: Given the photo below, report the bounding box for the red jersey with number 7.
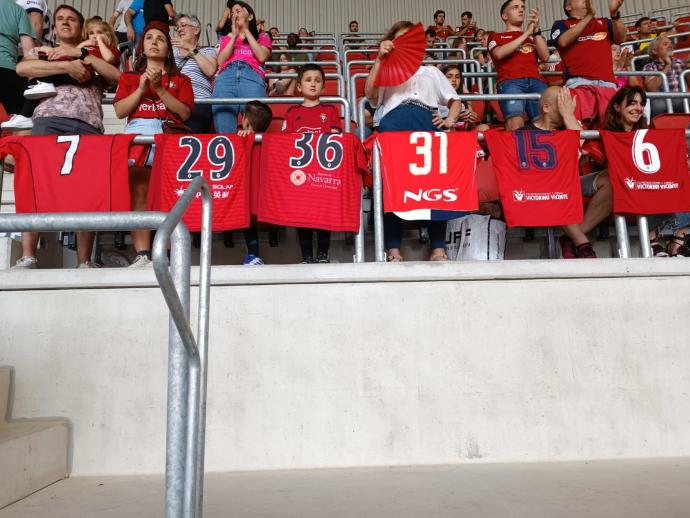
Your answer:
[148,133,253,232]
[484,129,583,227]
[377,131,479,213]
[0,134,134,213]
[257,132,367,232]
[601,129,690,214]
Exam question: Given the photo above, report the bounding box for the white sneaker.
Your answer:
[77,261,101,269]
[24,81,57,100]
[12,256,37,269]
[1,114,33,130]
[129,254,152,267]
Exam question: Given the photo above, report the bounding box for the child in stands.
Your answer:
[238,100,273,265]
[283,64,341,263]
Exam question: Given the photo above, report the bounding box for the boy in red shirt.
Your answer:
[489,0,550,130]
[427,10,455,41]
[550,0,627,89]
[283,64,341,263]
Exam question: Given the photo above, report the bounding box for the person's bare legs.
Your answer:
[129,166,152,253]
[76,232,96,264]
[21,232,39,257]
[564,173,612,246]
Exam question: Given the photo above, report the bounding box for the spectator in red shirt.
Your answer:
[114,21,194,267]
[455,11,476,41]
[550,0,627,89]
[282,64,341,263]
[488,0,550,130]
[427,10,455,41]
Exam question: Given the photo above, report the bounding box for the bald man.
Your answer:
[526,86,613,258]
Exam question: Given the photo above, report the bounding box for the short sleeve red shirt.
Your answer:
[551,17,615,83]
[427,25,454,40]
[114,71,194,124]
[488,31,542,83]
[282,104,341,133]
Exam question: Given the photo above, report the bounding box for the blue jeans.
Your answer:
[212,61,266,133]
[379,103,447,250]
[497,78,548,121]
[647,212,690,234]
[124,117,163,166]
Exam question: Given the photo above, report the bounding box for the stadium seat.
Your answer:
[650,113,690,129]
[269,102,293,120]
[674,15,690,25]
[322,80,340,96]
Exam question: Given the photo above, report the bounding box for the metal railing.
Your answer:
[622,30,690,49]
[264,70,344,96]
[0,174,213,518]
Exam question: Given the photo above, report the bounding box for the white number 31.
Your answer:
[409,132,447,176]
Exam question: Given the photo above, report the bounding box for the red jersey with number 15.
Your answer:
[0,134,134,213]
[377,131,479,213]
[601,129,690,214]
[488,32,542,83]
[484,129,583,227]
[257,132,367,232]
[148,133,253,231]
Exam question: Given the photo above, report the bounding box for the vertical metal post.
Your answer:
[355,207,365,263]
[637,216,652,258]
[615,215,632,258]
[165,225,192,518]
[194,190,213,517]
[0,159,4,207]
[546,228,558,259]
[680,70,690,113]
[372,142,386,262]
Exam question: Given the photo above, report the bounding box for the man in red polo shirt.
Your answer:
[427,10,455,41]
[550,0,627,89]
[488,0,550,130]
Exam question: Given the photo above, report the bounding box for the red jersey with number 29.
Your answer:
[257,132,367,232]
[601,129,690,214]
[377,131,479,213]
[484,129,583,227]
[148,133,253,231]
[0,134,134,213]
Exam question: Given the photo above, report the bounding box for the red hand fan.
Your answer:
[374,23,426,87]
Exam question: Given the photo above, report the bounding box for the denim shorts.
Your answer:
[497,78,548,120]
[124,117,163,166]
[580,172,601,198]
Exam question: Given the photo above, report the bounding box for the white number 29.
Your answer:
[632,130,661,174]
[57,135,80,176]
[409,132,447,176]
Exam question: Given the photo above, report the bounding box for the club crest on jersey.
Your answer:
[290,170,307,186]
[519,43,535,54]
[513,190,525,201]
[592,31,608,41]
[320,113,328,122]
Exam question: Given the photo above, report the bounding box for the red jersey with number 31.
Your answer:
[484,129,583,227]
[377,131,479,213]
[601,129,690,214]
[0,134,134,213]
[148,133,253,231]
[257,132,367,232]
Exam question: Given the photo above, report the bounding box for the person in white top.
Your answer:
[364,20,463,263]
[109,0,132,45]
[15,0,52,45]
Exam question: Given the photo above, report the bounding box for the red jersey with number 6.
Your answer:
[601,129,690,214]
[377,131,479,213]
[257,132,367,232]
[0,134,134,213]
[484,129,583,227]
[148,133,253,231]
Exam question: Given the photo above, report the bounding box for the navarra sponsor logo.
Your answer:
[578,31,608,42]
[307,172,341,188]
[403,188,459,203]
[290,170,307,186]
[512,190,569,202]
[624,178,678,190]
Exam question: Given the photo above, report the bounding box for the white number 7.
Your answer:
[409,132,447,176]
[57,135,80,176]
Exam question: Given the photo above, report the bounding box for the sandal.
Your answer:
[386,249,403,262]
[651,240,668,257]
[667,235,689,257]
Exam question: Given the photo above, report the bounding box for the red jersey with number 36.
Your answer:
[377,131,479,213]
[0,134,134,213]
[257,132,367,232]
[601,129,690,214]
[148,133,253,232]
[484,129,583,227]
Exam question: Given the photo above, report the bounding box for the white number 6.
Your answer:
[632,130,661,174]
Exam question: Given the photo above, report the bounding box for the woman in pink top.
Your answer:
[212,1,271,132]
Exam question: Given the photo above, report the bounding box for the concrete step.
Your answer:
[0,366,70,509]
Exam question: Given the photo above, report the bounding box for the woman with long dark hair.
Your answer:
[212,1,271,133]
[604,85,690,256]
[365,21,463,262]
[114,21,194,266]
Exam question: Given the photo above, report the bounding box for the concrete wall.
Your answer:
[1,260,690,476]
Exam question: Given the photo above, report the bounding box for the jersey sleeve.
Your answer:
[176,74,195,110]
[258,32,272,52]
[550,20,568,46]
[487,33,499,56]
[606,18,614,39]
[113,72,138,103]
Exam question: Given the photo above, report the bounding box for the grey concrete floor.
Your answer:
[2,458,690,517]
